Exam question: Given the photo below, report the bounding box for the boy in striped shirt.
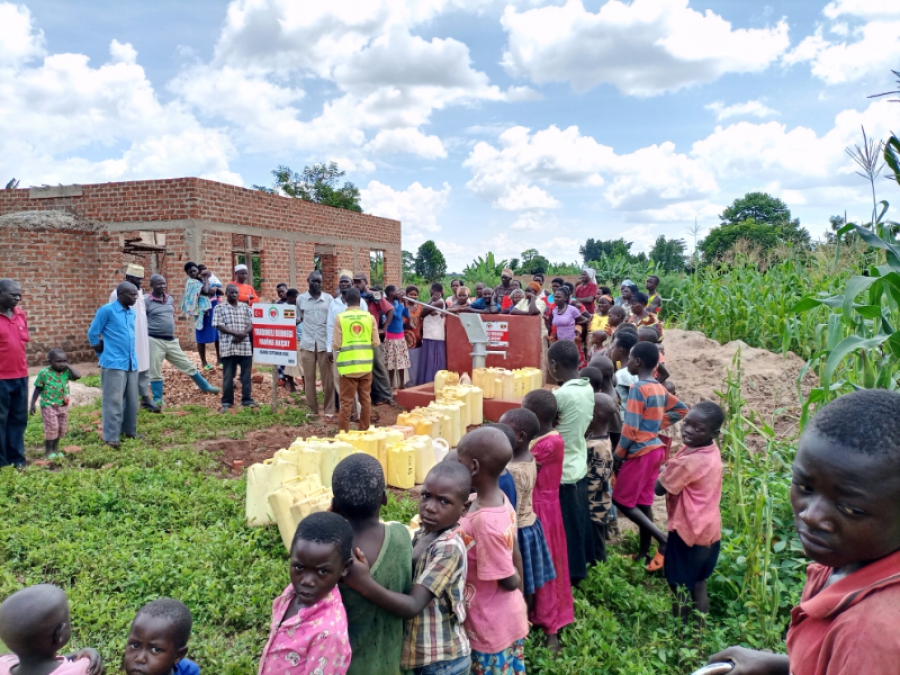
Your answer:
[612,342,688,572]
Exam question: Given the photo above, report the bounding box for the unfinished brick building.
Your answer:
[0,178,401,365]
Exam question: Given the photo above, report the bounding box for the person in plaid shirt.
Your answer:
[212,283,257,412]
[343,461,473,675]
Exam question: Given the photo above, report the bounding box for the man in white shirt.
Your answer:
[297,270,334,419]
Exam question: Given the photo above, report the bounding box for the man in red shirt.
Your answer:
[708,389,900,675]
[0,279,29,467]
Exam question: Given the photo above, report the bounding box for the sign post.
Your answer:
[251,303,298,411]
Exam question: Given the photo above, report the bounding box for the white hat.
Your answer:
[234,264,248,272]
[125,263,145,278]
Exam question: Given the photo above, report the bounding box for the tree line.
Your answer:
[249,164,823,283]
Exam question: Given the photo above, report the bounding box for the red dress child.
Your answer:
[528,430,575,635]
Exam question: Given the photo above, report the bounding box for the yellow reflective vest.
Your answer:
[336,308,374,376]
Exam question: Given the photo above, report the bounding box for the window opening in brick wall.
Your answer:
[234,253,263,292]
[370,250,385,287]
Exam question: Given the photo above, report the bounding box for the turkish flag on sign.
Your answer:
[253,308,263,318]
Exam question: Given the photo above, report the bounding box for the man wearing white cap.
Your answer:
[109,263,159,413]
[232,264,259,306]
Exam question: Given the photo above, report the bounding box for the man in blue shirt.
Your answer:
[88,281,140,447]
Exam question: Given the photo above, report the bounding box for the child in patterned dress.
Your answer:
[29,349,81,459]
[259,512,354,675]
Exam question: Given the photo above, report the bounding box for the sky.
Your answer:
[2,0,900,271]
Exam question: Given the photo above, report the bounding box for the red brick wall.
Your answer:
[0,178,400,364]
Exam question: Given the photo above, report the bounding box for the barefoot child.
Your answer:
[331,454,412,675]
[499,409,557,606]
[343,461,473,675]
[586,355,624,539]
[654,402,724,626]
[456,427,529,673]
[0,585,102,675]
[29,349,81,459]
[548,339,597,583]
[259,512,354,675]
[124,599,199,675]
[709,389,900,674]
[579,367,619,562]
[520,390,574,651]
[613,342,688,572]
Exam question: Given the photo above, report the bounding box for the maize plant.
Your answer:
[793,132,900,426]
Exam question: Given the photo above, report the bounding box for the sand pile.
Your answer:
[662,328,817,442]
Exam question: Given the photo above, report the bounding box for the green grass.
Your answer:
[80,374,102,388]
[2,393,801,674]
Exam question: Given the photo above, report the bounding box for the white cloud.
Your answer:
[169,0,521,166]
[0,8,238,187]
[706,100,779,121]
[360,180,451,249]
[365,128,447,159]
[691,99,898,186]
[0,3,43,67]
[464,124,717,214]
[500,0,790,96]
[823,0,900,19]
[785,21,900,85]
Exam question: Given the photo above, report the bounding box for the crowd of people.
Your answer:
[1,376,897,675]
[2,260,900,675]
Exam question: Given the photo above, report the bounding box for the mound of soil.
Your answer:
[663,328,817,442]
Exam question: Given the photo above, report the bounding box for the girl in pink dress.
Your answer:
[522,389,575,651]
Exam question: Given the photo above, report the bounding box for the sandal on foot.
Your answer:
[645,552,665,572]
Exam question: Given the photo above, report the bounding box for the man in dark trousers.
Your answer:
[213,282,257,412]
[0,279,29,467]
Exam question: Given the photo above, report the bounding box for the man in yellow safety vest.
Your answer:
[333,287,381,431]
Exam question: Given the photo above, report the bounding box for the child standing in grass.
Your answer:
[29,349,81,459]
[613,342,688,573]
[344,461,473,675]
[521,389,574,651]
[259,512,354,675]
[655,401,724,626]
[0,584,102,675]
[499,408,557,606]
[548,339,596,584]
[456,427,529,674]
[331,454,412,675]
[579,366,619,562]
[709,389,900,674]
[124,599,199,675]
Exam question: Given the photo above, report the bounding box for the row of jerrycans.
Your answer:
[246,430,450,549]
